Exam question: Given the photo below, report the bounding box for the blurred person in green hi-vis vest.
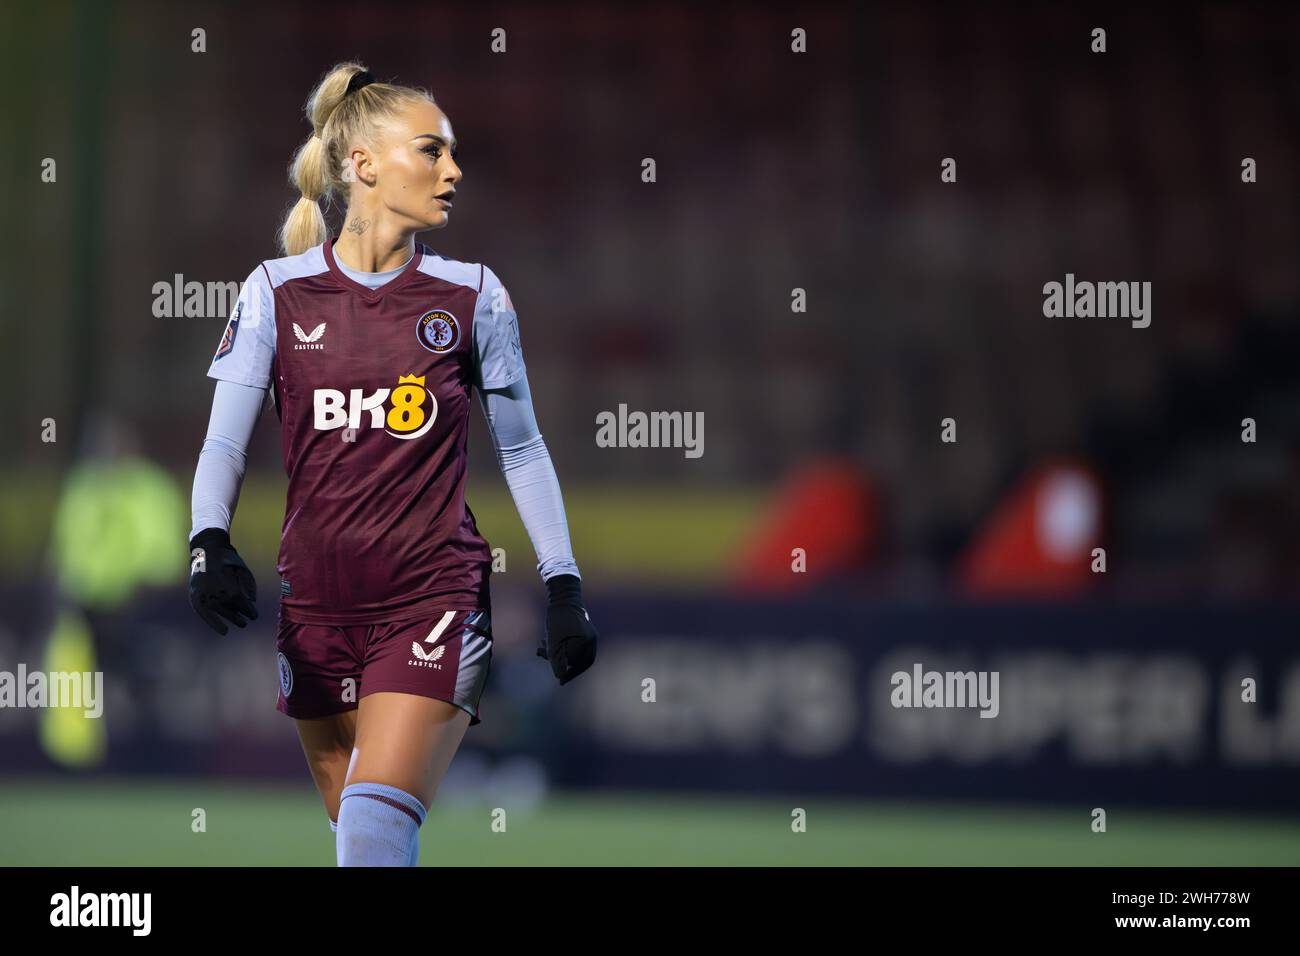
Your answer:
[42,412,186,768]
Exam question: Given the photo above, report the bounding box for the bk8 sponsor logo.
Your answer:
[313,374,437,440]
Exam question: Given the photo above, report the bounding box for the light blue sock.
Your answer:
[337,782,426,867]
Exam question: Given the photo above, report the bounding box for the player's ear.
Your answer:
[346,146,376,187]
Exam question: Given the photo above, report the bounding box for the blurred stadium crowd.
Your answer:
[2,1,1298,601]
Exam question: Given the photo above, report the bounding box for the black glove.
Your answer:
[189,527,258,635]
[537,574,597,685]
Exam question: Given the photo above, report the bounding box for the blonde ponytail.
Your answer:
[280,135,328,255]
[278,62,437,256]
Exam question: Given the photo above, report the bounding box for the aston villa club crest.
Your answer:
[416,309,460,353]
[277,652,293,698]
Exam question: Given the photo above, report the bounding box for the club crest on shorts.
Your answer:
[277,652,293,698]
[416,309,460,353]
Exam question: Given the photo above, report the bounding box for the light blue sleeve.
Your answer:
[473,264,526,391]
[189,378,268,540]
[477,371,580,582]
[207,265,276,389]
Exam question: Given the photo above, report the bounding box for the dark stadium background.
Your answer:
[1,0,1298,864]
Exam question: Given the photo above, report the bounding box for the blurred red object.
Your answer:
[959,461,1104,597]
[731,459,878,593]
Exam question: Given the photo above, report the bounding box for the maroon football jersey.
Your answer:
[207,237,526,624]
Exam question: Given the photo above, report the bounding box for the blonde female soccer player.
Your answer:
[186,63,597,866]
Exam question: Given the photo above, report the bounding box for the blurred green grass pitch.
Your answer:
[1,778,1297,866]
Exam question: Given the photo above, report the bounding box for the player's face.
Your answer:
[370,99,461,231]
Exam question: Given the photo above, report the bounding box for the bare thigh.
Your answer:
[294,710,358,823]
[346,692,472,808]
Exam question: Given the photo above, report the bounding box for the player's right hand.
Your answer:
[188,527,258,635]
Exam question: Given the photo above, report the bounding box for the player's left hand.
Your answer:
[538,574,597,685]
[188,527,259,635]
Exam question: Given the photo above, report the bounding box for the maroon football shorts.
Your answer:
[274,609,493,725]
